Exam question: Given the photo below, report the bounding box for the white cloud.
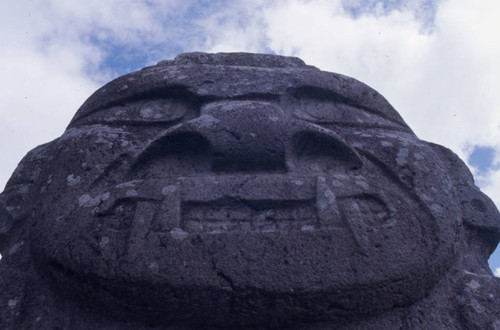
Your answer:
[495,267,500,277]
[45,0,179,45]
[191,1,270,53]
[0,3,97,190]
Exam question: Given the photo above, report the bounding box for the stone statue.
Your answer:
[1,52,499,329]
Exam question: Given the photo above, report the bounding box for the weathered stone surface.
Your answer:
[0,52,499,329]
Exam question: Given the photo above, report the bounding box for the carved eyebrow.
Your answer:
[223,93,281,102]
[324,122,412,133]
[69,85,202,127]
[283,86,407,128]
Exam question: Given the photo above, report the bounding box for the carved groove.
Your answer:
[181,199,317,233]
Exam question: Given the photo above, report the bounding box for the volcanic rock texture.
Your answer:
[1,52,499,329]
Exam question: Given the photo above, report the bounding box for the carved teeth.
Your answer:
[316,176,341,226]
[339,198,371,256]
[157,184,181,230]
[102,176,394,238]
[178,175,319,233]
[181,199,317,234]
[337,194,394,256]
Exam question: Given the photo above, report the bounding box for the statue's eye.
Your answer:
[70,98,200,127]
[291,98,366,123]
[282,87,404,129]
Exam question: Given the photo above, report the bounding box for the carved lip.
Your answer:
[101,175,396,236]
[174,175,393,235]
[177,175,320,234]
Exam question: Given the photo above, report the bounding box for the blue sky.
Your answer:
[0,0,499,274]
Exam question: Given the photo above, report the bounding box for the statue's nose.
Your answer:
[134,100,363,176]
[202,101,288,172]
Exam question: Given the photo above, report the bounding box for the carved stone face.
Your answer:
[28,53,464,323]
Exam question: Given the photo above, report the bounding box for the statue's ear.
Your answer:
[0,195,14,252]
[427,142,500,243]
[0,142,55,255]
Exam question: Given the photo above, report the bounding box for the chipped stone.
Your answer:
[140,107,154,119]
[8,241,24,255]
[396,148,409,166]
[8,298,19,308]
[78,192,110,207]
[170,228,188,240]
[126,189,138,197]
[78,194,91,207]
[355,180,369,190]
[99,236,110,248]
[116,180,142,188]
[66,174,81,186]
[467,279,481,291]
[162,185,177,195]
[192,114,220,128]
[471,299,485,313]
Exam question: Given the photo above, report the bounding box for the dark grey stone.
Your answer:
[1,52,499,329]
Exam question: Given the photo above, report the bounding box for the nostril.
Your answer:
[133,132,213,178]
[288,131,362,173]
[158,132,211,155]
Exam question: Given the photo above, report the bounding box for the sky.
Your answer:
[0,0,499,275]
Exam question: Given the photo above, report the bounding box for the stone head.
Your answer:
[1,52,499,328]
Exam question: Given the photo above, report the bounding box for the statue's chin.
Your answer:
[39,226,440,324]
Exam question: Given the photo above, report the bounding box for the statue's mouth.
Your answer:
[179,175,321,234]
[182,199,317,233]
[95,174,395,237]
